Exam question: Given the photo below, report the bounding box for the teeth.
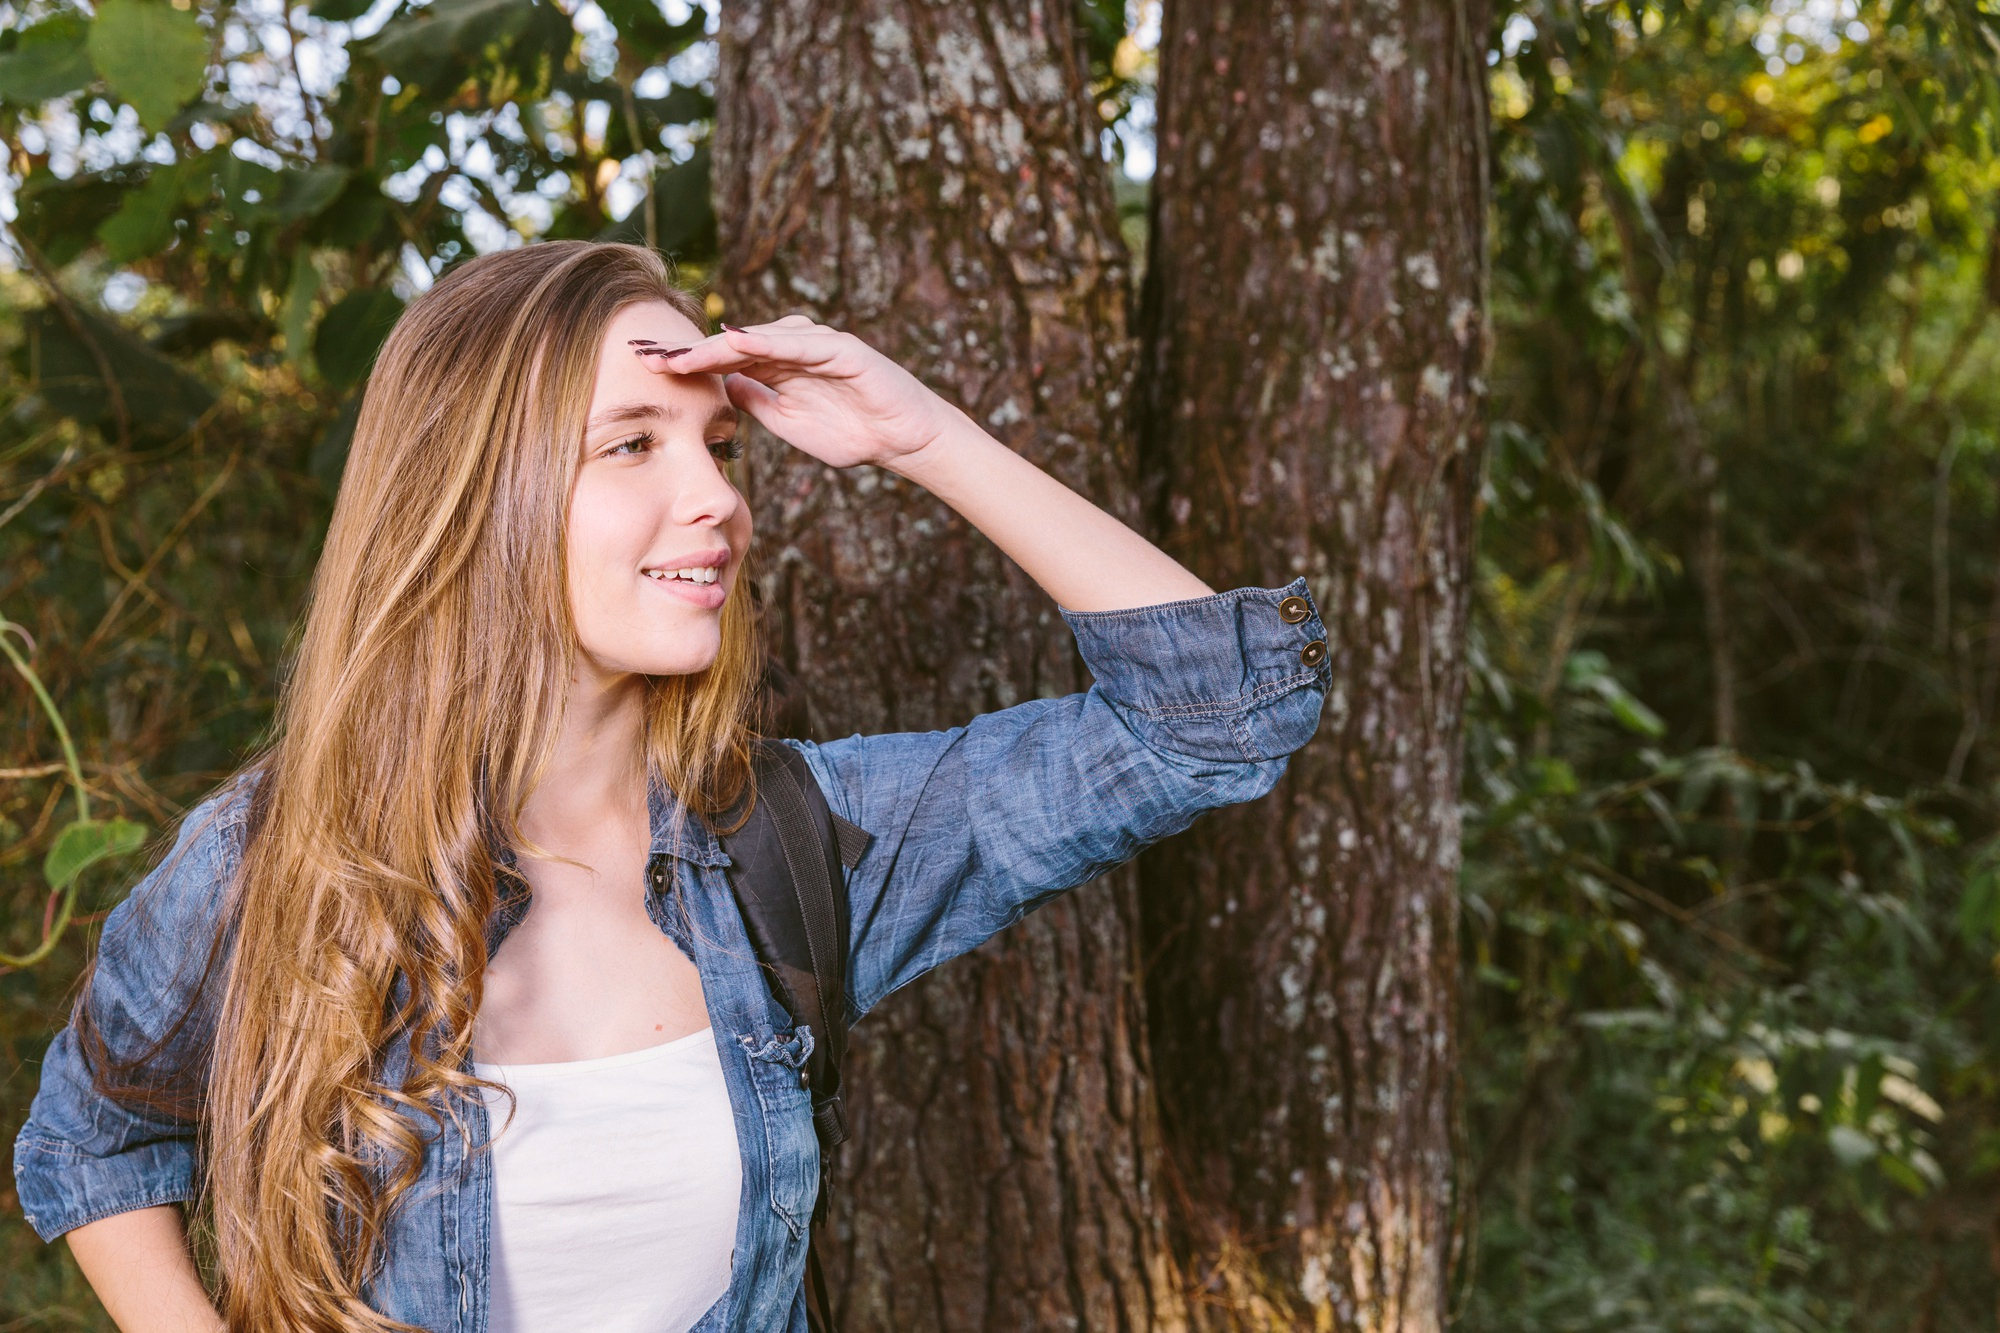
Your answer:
[647,566,719,584]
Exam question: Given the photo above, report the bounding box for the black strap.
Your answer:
[804,1232,836,1320]
[756,742,851,1144]
[723,740,867,1142]
[714,741,869,1333]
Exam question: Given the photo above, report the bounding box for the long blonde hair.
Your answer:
[95,242,760,1331]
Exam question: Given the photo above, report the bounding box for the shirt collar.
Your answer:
[646,770,731,867]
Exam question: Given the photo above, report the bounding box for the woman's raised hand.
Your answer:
[643,315,966,471]
[648,312,1210,613]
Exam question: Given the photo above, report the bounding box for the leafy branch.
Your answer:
[0,617,143,970]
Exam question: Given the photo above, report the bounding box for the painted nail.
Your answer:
[627,338,658,346]
[721,322,744,333]
[661,346,692,358]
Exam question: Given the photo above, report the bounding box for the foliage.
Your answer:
[1460,0,2000,1326]
[0,0,720,447]
[0,617,144,969]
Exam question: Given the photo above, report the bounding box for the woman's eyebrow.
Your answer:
[586,400,738,433]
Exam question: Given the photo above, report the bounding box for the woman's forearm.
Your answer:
[886,406,1213,614]
[67,1205,225,1333]
[661,318,1217,609]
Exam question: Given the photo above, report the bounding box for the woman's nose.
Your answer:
[672,447,743,528]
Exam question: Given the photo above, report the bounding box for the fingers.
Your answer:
[639,323,853,378]
[722,371,782,418]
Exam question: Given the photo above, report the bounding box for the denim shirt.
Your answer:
[14,580,1329,1331]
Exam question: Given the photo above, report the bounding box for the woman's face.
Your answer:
[567,301,751,681]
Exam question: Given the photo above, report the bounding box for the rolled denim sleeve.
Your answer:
[12,784,248,1241]
[792,578,1329,1019]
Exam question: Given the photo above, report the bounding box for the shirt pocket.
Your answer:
[737,1024,819,1241]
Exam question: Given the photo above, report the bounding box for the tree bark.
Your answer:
[1134,1,1490,1328]
[713,5,1186,1329]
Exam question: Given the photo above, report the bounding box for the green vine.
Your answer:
[0,616,144,969]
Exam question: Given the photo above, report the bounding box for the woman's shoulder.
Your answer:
[163,769,262,880]
[100,769,263,953]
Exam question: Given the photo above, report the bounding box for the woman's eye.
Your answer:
[608,432,654,457]
[709,437,744,462]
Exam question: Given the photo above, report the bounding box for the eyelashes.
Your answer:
[605,430,744,463]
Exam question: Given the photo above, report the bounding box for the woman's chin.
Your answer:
[632,635,723,679]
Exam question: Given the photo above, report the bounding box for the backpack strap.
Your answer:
[715,740,869,1333]
[716,739,869,1149]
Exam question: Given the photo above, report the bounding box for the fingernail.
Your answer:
[721,322,744,333]
[627,338,657,346]
[661,347,691,358]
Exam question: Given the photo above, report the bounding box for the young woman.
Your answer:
[13,242,1331,1333]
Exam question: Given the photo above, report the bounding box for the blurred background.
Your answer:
[0,0,1997,1327]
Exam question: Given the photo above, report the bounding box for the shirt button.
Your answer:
[1278,595,1312,624]
[798,1069,811,1090]
[1300,639,1328,668]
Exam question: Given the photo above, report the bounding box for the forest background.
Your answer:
[0,0,1997,1329]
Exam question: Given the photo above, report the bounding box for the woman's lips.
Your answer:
[643,572,728,609]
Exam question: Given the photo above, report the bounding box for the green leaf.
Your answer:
[637,83,716,128]
[309,0,376,19]
[311,392,363,490]
[270,166,352,223]
[314,288,405,392]
[1957,842,2000,946]
[596,0,704,63]
[279,251,322,366]
[0,16,95,105]
[1598,681,1666,738]
[1564,649,1666,738]
[653,144,714,255]
[15,167,137,266]
[210,153,282,219]
[25,305,216,442]
[88,0,210,132]
[97,159,194,262]
[149,308,274,355]
[1527,756,1579,797]
[1561,649,1611,688]
[357,0,538,92]
[1677,763,1716,816]
[304,172,392,250]
[43,817,146,891]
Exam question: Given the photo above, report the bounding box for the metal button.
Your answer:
[1300,639,1328,668]
[1278,595,1312,624]
[798,1069,811,1090]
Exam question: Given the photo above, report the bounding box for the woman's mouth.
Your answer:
[642,566,727,608]
[647,566,719,585]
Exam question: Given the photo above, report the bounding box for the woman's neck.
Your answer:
[520,663,650,851]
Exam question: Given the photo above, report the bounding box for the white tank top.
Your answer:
[472,1027,743,1333]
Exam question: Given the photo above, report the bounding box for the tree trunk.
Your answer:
[713,5,1186,1329]
[1134,1,1490,1328]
